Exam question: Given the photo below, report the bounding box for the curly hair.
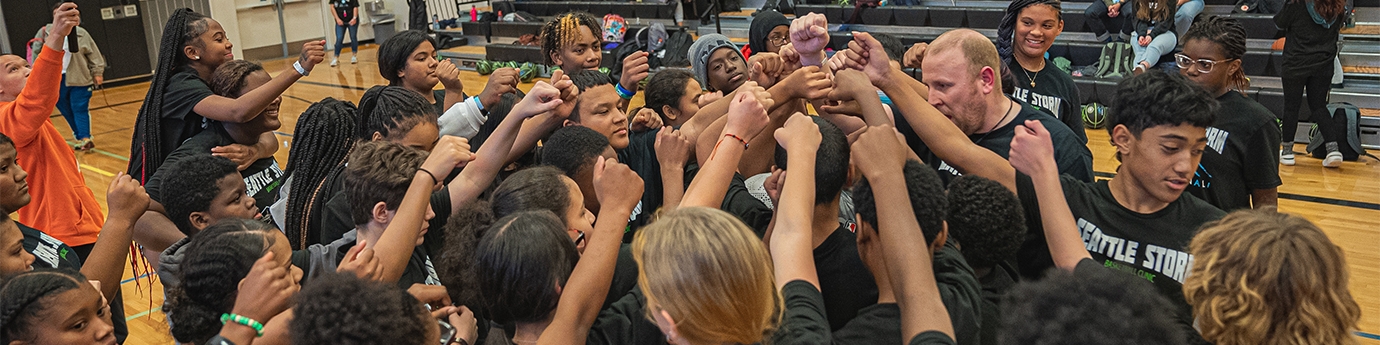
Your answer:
[356,85,439,141]
[0,269,87,344]
[161,155,241,235]
[1184,208,1361,345]
[946,175,1025,269]
[437,167,574,313]
[1182,16,1251,92]
[540,12,602,66]
[290,272,430,345]
[1108,72,1216,139]
[774,117,850,205]
[1001,266,1183,345]
[165,218,278,345]
[377,30,439,86]
[852,160,948,244]
[633,207,781,345]
[128,8,211,182]
[209,60,265,97]
[343,140,428,226]
[283,98,358,249]
[541,126,612,179]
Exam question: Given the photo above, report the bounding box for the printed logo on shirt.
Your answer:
[1192,164,1213,189]
[1011,87,1063,119]
[1204,126,1229,154]
[1078,218,1194,284]
[31,231,67,268]
[937,161,962,177]
[244,163,285,199]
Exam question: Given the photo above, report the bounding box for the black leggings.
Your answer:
[1280,74,1341,145]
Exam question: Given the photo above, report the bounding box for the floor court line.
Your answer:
[1091,171,1378,211]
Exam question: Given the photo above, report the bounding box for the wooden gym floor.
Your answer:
[50,45,1376,344]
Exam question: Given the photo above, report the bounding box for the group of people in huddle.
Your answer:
[0,1,1363,345]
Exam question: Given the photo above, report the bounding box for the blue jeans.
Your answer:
[335,23,358,56]
[1132,32,1177,67]
[1173,0,1205,37]
[57,74,92,140]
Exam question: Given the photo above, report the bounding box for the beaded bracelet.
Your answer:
[220,313,265,337]
[615,83,637,99]
[724,133,748,148]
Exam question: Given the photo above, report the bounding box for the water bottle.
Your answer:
[471,5,478,22]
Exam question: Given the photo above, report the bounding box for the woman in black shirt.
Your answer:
[1275,0,1347,167]
[996,0,1087,143]
[330,0,360,66]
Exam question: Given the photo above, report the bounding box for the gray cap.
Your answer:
[689,34,741,91]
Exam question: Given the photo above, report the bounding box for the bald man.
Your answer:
[895,29,1092,184]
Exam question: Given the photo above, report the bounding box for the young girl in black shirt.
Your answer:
[997,0,1086,143]
[128,9,324,182]
[330,0,360,66]
[1275,0,1347,167]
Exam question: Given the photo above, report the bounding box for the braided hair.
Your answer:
[0,269,87,343]
[355,86,438,140]
[128,8,212,182]
[209,60,265,97]
[996,0,1063,69]
[165,218,278,345]
[540,12,602,66]
[1182,15,1251,92]
[282,98,358,249]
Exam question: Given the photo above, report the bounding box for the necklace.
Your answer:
[973,100,1017,145]
[1020,59,1044,88]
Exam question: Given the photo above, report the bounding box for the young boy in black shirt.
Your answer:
[873,32,1225,343]
[155,155,264,284]
[1178,16,1282,211]
[830,160,983,345]
[944,175,1025,345]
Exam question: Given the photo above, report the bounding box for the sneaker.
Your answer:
[1280,149,1296,166]
[72,138,93,152]
[1323,151,1343,168]
[330,58,339,67]
[351,55,358,64]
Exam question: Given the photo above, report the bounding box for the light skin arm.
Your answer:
[769,114,823,289]
[851,126,953,340]
[376,137,471,282]
[537,159,641,345]
[1251,188,1279,209]
[655,127,693,210]
[81,173,150,300]
[1008,120,1090,271]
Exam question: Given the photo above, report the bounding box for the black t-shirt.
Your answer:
[910,331,959,345]
[585,289,667,345]
[332,0,358,23]
[131,65,215,180]
[1276,1,1343,79]
[828,242,982,345]
[895,100,1094,185]
[617,129,661,227]
[145,126,286,221]
[317,185,455,248]
[681,164,774,236]
[1008,58,1085,143]
[20,222,81,269]
[813,226,878,331]
[976,263,1018,345]
[1015,174,1224,345]
[772,280,832,345]
[1187,92,1282,212]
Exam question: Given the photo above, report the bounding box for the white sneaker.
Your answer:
[1322,151,1343,168]
[330,58,339,67]
[1281,149,1295,166]
[350,55,358,64]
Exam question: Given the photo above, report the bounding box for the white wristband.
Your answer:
[294,61,310,76]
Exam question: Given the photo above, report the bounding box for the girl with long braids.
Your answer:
[1275,0,1348,167]
[127,8,325,182]
[997,0,1085,143]
[276,98,357,249]
[1177,16,1282,211]
[1130,0,1178,74]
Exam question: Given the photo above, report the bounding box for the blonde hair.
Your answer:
[1183,208,1361,345]
[631,207,782,344]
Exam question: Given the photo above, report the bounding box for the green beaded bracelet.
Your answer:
[220,313,265,337]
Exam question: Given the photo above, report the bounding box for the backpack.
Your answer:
[1093,42,1135,79]
[602,14,627,44]
[660,28,695,68]
[1307,102,1376,161]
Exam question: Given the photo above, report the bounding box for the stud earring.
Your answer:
[194,56,200,60]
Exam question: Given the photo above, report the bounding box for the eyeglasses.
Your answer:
[1174,54,1236,74]
[768,35,789,46]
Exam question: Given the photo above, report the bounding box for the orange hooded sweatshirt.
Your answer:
[0,45,104,246]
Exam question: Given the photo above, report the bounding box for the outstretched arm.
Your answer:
[82,173,150,300]
[376,136,471,282]
[192,41,325,123]
[769,113,823,289]
[681,91,770,208]
[1008,120,1090,271]
[449,80,565,212]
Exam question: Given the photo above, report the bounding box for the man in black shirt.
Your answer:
[873,35,1225,343]
[1178,18,1282,211]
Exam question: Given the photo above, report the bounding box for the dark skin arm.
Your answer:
[1251,188,1279,209]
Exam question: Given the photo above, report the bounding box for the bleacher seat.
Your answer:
[966,8,1006,29]
[930,8,966,27]
[862,7,896,25]
[1241,51,1271,77]
[895,7,929,26]
[1225,14,1280,40]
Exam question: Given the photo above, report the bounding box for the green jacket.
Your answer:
[31,25,105,87]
